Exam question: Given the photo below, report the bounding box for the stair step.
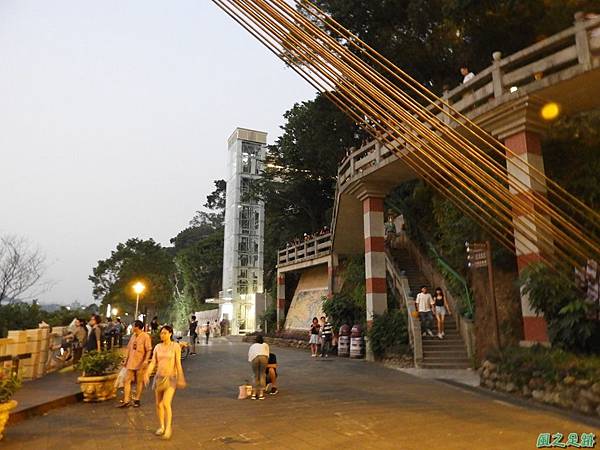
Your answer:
[423,356,470,363]
[421,341,466,350]
[423,351,468,357]
[422,344,467,350]
[420,363,472,369]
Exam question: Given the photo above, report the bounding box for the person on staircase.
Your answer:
[415,286,435,337]
[433,288,452,339]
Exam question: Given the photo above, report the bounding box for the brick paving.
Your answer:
[3,337,595,449]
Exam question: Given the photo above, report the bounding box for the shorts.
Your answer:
[152,375,177,391]
[435,306,446,317]
[309,334,320,344]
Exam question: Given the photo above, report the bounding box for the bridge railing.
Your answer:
[278,233,332,266]
[336,14,600,193]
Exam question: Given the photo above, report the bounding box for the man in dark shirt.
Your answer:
[189,315,198,355]
[320,316,333,358]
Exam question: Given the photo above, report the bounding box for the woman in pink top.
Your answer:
[144,325,186,440]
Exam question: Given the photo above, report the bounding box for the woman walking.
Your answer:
[433,288,452,339]
[144,325,186,440]
[247,335,269,400]
[309,317,320,357]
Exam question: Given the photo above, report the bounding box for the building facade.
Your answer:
[220,128,266,334]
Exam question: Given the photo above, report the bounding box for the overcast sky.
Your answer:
[0,0,316,305]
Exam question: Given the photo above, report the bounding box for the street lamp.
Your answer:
[133,281,146,320]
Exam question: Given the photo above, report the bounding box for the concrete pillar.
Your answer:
[360,195,388,327]
[327,253,339,296]
[504,129,550,343]
[276,271,285,330]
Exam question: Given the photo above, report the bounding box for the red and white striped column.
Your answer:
[276,271,286,330]
[505,129,550,343]
[361,195,387,328]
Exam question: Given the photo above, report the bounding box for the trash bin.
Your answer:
[350,324,364,359]
[338,324,351,357]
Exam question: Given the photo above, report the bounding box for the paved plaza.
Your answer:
[4,338,596,449]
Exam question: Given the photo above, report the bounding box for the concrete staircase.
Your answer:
[389,247,471,369]
[420,320,471,369]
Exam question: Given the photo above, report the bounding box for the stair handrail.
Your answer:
[386,200,474,318]
[384,248,423,365]
[426,243,474,318]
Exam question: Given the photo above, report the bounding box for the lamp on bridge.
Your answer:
[133,281,146,321]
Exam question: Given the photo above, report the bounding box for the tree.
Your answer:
[89,238,175,315]
[0,235,47,305]
[311,0,600,93]
[256,94,362,287]
[169,179,227,324]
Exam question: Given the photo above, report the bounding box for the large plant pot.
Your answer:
[77,373,118,402]
[0,400,18,440]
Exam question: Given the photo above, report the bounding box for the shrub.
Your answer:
[520,263,598,353]
[260,302,277,333]
[76,350,123,376]
[486,345,600,386]
[0,368,21,403]
[322,293,365,332]
[368,310,409,359]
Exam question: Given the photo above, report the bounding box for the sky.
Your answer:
[0,0,316,305]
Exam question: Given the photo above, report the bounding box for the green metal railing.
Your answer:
[386,200,474,318]
[426,243,474,318]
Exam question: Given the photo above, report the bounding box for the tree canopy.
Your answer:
[312,0,600,92]
[89,238,175,315]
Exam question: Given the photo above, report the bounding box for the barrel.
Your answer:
[350,336,365,359]
[350,324,362,338]
[337,335,350,357]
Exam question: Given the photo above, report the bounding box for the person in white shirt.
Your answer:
[248,335,270,400]
[460,65,475,84]
[415,286,435,337]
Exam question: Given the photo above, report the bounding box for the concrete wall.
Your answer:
[0,326,69,380]
[284,265,329,331]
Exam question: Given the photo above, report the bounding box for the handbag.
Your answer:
[114,367,128,389]
[238,385,249,400]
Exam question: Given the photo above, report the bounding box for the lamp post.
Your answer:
[133,282,146,321]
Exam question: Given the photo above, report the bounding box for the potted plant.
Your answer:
[0,368,21,440]
[76,350,123,402]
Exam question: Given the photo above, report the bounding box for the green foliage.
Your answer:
[487,345,600,386]
[521,263,597,353]
[544,110,600,242]
[171,180,226,306]
[0,303,98,338]
[323,255,368,330]
[313,0,599,93]
[260,302,277,334]
[368,310,409,359]
[76,350,123,376]
[322,293,365,332]
[0,368,21,403]
[174,231,224,303]
[89,238,175,315]
[256,95,362,289]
